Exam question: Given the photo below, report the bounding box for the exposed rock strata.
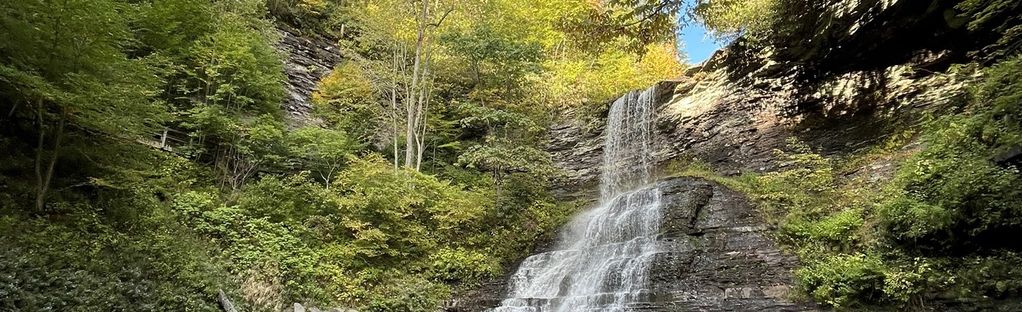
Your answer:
[276,25,341,125]
[648,177,814,311]
[548,54,974,200]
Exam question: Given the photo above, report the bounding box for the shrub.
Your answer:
[429,248,500,282]
[364,274,449,312]
[0,206,236,312]
[736,57,1022,308]
[879,57,1022,254]
[797,253,886,308]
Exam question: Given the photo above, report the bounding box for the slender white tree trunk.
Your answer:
[391,49,400,169]
[404,0,430,169]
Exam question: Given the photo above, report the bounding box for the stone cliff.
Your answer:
[548,54,973,200]
[649,177,815,311]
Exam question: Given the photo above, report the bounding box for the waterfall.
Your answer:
[492,86,661,312]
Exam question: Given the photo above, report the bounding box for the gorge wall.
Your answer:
[549,53,974,200]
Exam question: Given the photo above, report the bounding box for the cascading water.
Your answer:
[493,86,661,312]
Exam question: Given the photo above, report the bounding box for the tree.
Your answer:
[0,0,166,210]
[458,138,554,194]
[313,62,381,149]
[566,0,689,53]
[172,0,287,191]
[692,0,777,40]
[349,0,458,171]
[289,127,356,189]
[442,23,544,98]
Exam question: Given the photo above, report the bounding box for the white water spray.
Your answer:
[492,86,661,312]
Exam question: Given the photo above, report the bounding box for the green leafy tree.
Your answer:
[289,127,356,189]
[0,0,167,211]
[692,0,777,40]
[442,24,544,95]
[458,137,556,196]
[167,1,287,191]
[313,62,382,148]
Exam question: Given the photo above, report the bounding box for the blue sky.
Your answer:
[678,20,727,64]
[676,0,728,64]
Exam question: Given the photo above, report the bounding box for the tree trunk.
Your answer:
[415,63,433,171]
[405,104,417,168]
[36,108,64,212]
[391,49,401,170]
[414,52,432,171]
[34,99,46,211]
[404,0,430,169]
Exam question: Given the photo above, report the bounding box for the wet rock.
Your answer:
[445,278,512,312]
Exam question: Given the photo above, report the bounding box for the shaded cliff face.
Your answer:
[549,61,973,200]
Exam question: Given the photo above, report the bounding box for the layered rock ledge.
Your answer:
[277,25,341,125]
[647,177,815,311]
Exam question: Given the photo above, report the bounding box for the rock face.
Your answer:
[446,276,513,311]
[647,177,814,311]
[276,25,342,124]
[548,47,976,202]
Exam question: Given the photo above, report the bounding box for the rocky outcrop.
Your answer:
[276,25,342,124]
[655,59,973,174]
